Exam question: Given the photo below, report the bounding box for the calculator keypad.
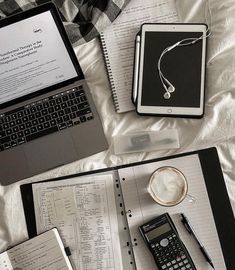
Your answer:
[150,233,194,270]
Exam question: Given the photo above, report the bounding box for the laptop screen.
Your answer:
[0,10,78,106]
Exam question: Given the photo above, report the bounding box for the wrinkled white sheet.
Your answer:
[0,0,235,260]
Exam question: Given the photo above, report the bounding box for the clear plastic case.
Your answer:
[113,129,179,155]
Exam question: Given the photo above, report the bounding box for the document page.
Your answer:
[118,154,226,270]
[0,10,77,105]
[1,229,72,270]
[32,174,123,270]
[100,0,178,113]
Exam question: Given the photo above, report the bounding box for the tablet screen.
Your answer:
[140,31,203,108]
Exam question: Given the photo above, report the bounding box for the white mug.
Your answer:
[147,166,195,207]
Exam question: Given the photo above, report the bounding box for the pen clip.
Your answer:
[183,222,192,234]
[181,214,192,234]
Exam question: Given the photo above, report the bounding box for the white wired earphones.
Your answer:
[158,35,208,99]
[158,0,212,100]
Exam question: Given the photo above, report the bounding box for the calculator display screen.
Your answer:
[146,223,171,241]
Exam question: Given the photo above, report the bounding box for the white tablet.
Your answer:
[136,23,207,118]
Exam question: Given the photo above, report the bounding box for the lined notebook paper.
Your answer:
[100,0,178,113]
[118,154,226,270]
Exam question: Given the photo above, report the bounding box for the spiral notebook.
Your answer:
[21,148,235,269]
[100,0,178,113]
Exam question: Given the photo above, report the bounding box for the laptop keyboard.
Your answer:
[0,86,93,152]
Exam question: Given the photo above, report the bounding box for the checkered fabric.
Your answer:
[0,0,130,46]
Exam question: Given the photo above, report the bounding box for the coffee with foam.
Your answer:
[148,167,188,206]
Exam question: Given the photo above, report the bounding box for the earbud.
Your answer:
[164,78,175,93]
[159,73,175,99]
[167,85,175,93]
[163,91,171,99]
[162,83,172,100]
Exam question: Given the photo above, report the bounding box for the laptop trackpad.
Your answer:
[24,132,77,175]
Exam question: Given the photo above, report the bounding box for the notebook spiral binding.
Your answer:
[100,33,120,112]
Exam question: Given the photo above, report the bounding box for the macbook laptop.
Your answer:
[0,3,108,185]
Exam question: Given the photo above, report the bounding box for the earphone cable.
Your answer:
[157,0,212,99]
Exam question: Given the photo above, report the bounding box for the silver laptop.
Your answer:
[0,3,108,185]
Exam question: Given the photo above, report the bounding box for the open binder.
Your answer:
[21,147,235,270]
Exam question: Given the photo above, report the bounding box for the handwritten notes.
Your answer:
[0,229,72,270]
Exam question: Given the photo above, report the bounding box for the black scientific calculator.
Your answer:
[139,213,196,270]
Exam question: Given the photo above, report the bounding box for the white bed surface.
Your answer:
[0,0,235,260]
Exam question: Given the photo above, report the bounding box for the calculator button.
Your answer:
[179,262,183,266]
[169,267,174,270]
[182,267,186,270]
[171,260,176,264]
[162,264,167,269]
[160,238,169,247]
[183,259,188,264]
[186,264,191,268]
[174,264,179,269]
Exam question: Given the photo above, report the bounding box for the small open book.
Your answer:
[0,228,73,270]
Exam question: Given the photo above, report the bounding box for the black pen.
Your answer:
[180,213,215,269]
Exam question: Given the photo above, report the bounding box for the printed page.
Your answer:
[101,0,178,113]
[32,174,123,270]
[5,229,72,270]
[118,154,226,270]
[0,252,12,270]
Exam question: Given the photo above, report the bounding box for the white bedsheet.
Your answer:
[0,0,235,262]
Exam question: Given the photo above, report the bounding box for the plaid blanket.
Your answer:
[0,0,130,46]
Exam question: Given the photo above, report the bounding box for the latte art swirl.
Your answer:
[148,167,188,206]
